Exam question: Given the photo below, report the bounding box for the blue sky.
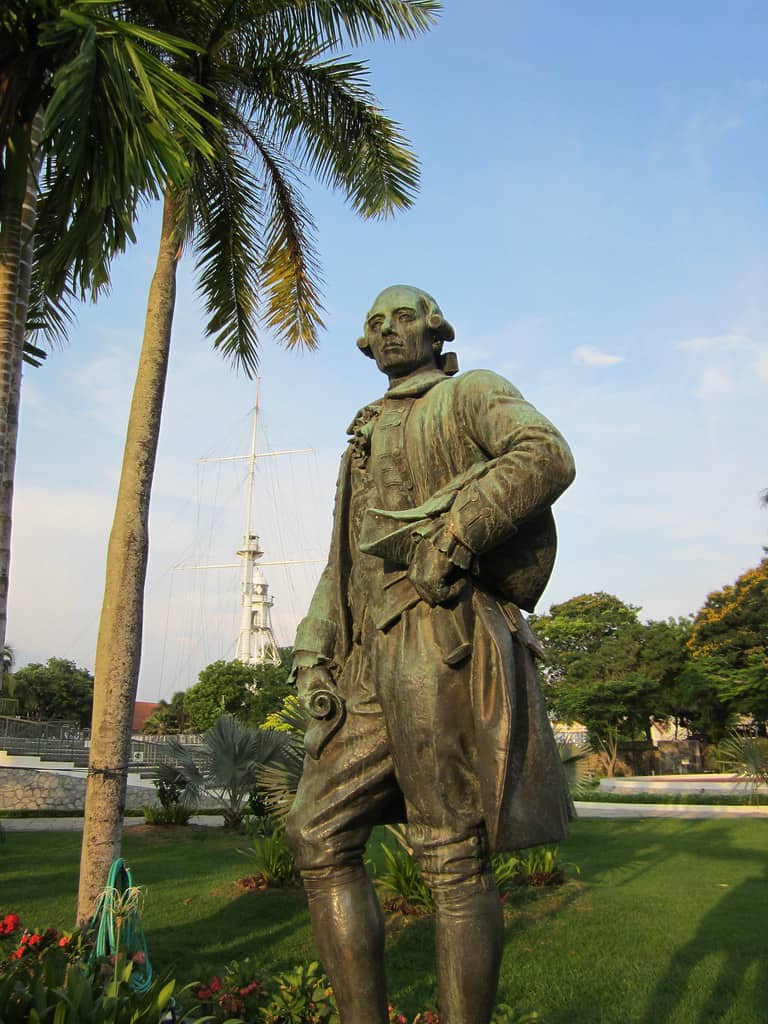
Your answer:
[9,1,768,699]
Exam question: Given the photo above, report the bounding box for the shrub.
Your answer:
[373,843,433,915]
[243,813,280,838]
[508,847,577,888]
[0,914,197,1023]
[248,828,299,886]
[193,959,336,1023]
[142,804,194,826]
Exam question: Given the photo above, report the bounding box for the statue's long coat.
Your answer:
[295,367,576,850]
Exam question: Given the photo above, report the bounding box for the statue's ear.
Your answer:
[356,336,374,359]
[427,314,455,342]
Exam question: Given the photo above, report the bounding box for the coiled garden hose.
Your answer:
[88,857,152,993]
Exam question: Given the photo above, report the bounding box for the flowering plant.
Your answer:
[0,913,196,1023]
[193,956,267,1020]
[0,913,86,971]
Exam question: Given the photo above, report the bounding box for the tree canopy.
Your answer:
[180,653,293,732]
[7,656,93,726]
[687,557,768,727]
[530,594,692,761]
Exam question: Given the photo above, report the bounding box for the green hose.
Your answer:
[88,858,152,993]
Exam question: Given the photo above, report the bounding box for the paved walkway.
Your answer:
[2,805,767,830]
[0,815,226,831]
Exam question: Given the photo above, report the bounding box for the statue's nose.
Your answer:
[381,316,395,336]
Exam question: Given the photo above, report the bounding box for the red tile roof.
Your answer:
[133,701,159,732]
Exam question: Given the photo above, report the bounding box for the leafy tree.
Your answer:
[141,691,190,735]
[6,657,93,726]
[245,648,293,727]
[181,653,293,731]
[183,660,256,731]
[170,714,288,829]
[531,594,690,773]
[81,0,439,921]
[687,557,768,731]
[1,2,215,690]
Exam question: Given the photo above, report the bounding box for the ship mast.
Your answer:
[179,380,315,667]
[235,381,279,666]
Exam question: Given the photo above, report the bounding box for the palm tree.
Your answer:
[170,714,289,829]
[0,1,216,686]
[717,732,768,804]
[78,0,439,920]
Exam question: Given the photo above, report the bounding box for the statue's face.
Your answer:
[364,286,436,379]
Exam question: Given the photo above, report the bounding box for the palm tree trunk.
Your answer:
[0,205,22,696]
[0,115,42,692]
[77,189,182,923]
[0,117,41,691]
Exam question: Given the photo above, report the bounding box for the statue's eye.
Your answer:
[367,317,384,331]
[397,311,415,323]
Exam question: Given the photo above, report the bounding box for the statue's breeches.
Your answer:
[286,599,492,892]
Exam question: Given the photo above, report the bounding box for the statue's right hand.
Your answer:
[296,664,335,704]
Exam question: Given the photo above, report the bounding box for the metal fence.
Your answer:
[0,717,204,769]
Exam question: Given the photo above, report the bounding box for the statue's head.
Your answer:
[357,285,457,378]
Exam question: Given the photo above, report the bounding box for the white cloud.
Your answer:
[678,331,768,399]
[678,332,746,352]
[571,346,624,367]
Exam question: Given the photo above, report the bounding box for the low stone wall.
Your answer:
[599,773,767,795]
[0,766,160,812]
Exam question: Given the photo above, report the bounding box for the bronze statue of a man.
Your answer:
[286,285,575,1024]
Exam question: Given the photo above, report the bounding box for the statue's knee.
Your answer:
[408,825,493,897]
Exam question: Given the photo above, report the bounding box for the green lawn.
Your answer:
[3,819,768,1023]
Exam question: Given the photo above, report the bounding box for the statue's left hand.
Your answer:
[408,537,466,606]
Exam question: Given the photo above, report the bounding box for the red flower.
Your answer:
[132,951,146,966]
[209,976,222,993]
[10,948,24,959]
[2,914,20,931]
[27,934,43,947]
[196,987,211,1001]
[58,936,71,948]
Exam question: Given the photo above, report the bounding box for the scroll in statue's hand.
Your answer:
[407,537,466,606]
[296,665,346,761]
[296,664,335,702]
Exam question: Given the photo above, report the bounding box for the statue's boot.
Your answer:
[433,883,504,1024]
[301,864,389,1024]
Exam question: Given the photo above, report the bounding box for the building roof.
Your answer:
[132,701,159,732]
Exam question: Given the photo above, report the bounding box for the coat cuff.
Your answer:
[293,615,337,660]
[445,482,517,555]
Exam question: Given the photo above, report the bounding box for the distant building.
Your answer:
[132,701,159,733]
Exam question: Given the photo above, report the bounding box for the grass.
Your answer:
[3,819,768,1023]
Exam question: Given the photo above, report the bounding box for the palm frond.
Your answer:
[558,737,594,798]
[255,738,304,823]
[245,54,420,218]
[717,732,768,802]
[244,125,324,349]
[251,0,440,49]
[170,715,289,809]
[34,10,214,297]
[25,252,77,348]
[191,137,263,373]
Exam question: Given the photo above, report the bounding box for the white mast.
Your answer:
[176,381,319,670]
[234,382,280,666]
